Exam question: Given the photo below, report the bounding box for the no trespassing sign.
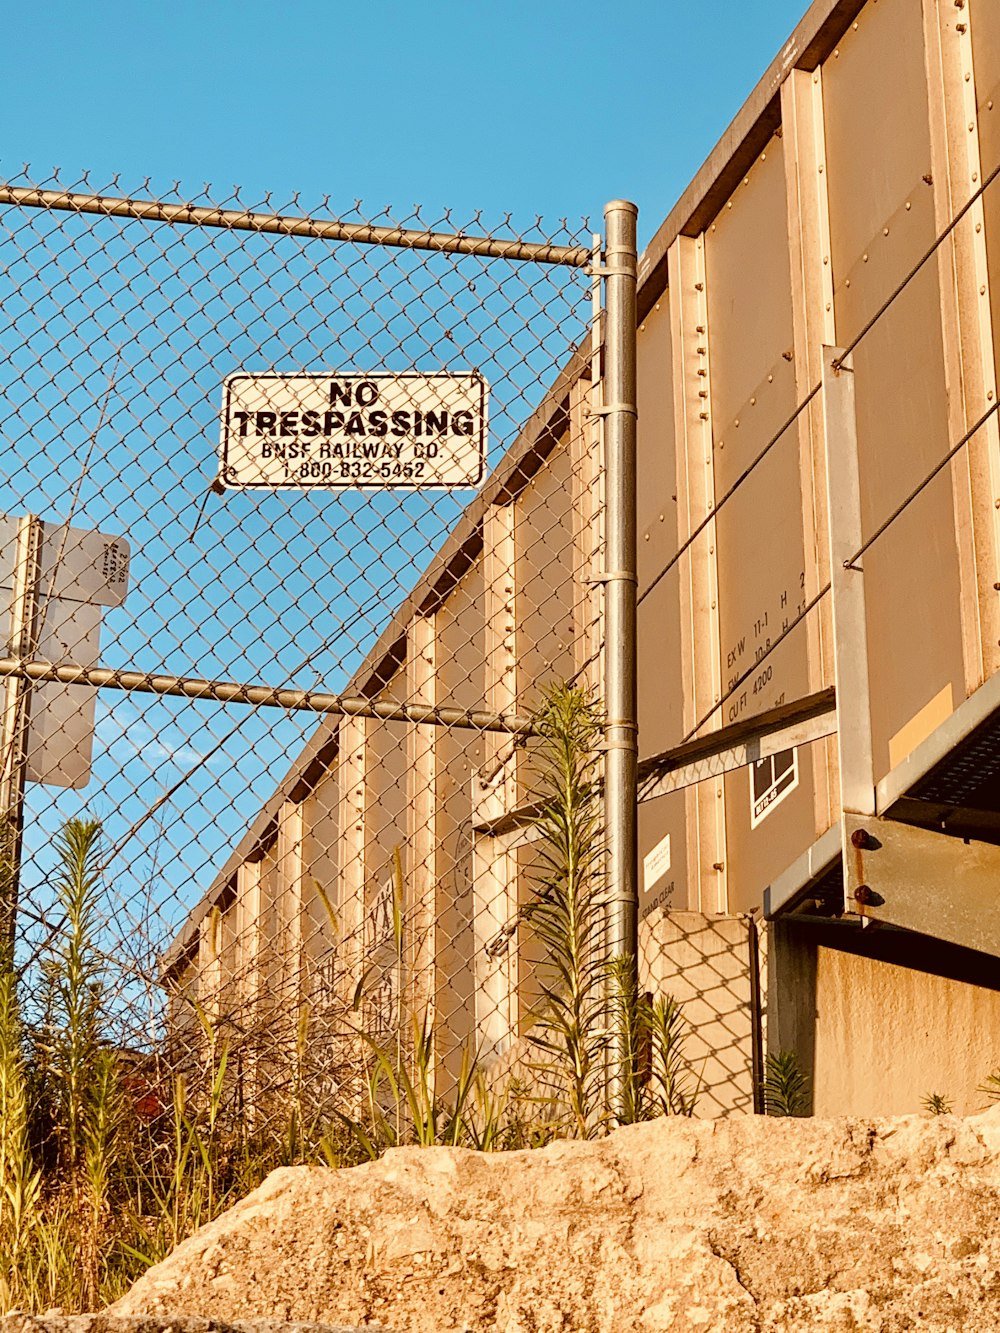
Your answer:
[218,371,487,490]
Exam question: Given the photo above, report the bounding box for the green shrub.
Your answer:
[762,1050,809,1117]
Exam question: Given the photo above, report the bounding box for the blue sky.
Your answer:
[7,1,809,248]
[2,0,813,1021]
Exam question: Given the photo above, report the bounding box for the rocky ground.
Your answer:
[91,1109,1000,1331]
[0,1320,386,1333]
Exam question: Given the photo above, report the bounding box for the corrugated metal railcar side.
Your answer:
[641,0,1000,920]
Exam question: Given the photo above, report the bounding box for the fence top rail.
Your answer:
[0,657,538,735]
[0,183,593,267]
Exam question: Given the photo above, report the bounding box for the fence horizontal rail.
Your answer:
[0,184,592,267]
[0,657,538,734]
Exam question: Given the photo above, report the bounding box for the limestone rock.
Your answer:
[110,1110,1000,1332]
[0,1319,386,1333]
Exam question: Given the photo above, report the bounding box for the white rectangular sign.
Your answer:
[0,513,131,789]
[0,517,129,608]
[25,599,103,789]
[219,372,487,490]
[643,832,672,893]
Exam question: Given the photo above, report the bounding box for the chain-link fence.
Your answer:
[0,170,643,1148]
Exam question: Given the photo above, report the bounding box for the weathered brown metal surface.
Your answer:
[823,0,965,784]
[632,0,1000,921]
[636,297,683,758]
[434,565,486,1079]
[972,0,1000,390]
[357,684,410,1040]
[635,296,689,917]
[304,770,340,893]
[843,812,1000,955]
[637,0,869,321]
[158,0,1000,1000]
[515,435,577,702]
[707,143,804,731]
[703,137,822,908]
[516,838,547,1034]
[258,846,281,1005]
[302,770,340,977]
[366,710,409,868]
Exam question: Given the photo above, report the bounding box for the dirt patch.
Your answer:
[109,1110,1000,1331]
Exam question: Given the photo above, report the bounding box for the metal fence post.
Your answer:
[0,514,40,952]
[602,200,639,1055]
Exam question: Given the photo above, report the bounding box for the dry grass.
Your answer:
[0,685,703,1312]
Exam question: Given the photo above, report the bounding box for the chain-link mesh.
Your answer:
[0,169,612,1141]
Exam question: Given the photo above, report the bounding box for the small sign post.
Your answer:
[219,372,488,491]
[1,517,131,791]
[0,514,130,944]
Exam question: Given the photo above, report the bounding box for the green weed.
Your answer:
[762,1050,810,1117]
[921,1091,953,1116]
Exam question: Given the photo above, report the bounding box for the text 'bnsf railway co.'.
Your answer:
[219,372,488,490]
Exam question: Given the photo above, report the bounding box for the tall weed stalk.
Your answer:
[0,960,41,1309]
[610,958,702,1121]
[524,682,608,1138]
[0,815,368,1315]
[41,818,105,1183]
[610,954,647,1125]
[646,995,702,1117]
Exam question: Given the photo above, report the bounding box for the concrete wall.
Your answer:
[769,921,1000,1116]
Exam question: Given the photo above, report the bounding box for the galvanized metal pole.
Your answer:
[603,200,639,1016]
[747,913,764,1113]
[0,515,40,952]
